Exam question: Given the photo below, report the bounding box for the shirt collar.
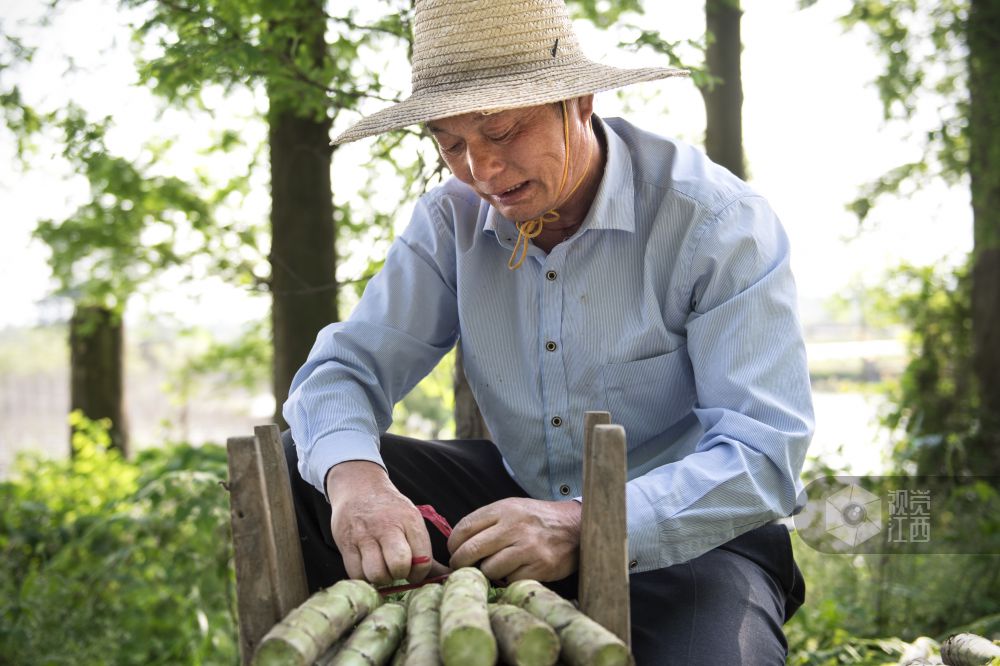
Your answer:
[483,114,636,248]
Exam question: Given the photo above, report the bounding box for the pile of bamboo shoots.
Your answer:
[252,568,634,666]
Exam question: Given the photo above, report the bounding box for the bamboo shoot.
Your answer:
[439,568,497,666]
[254,579,381,666]
[502,580,632,666]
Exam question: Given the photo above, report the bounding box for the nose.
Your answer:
[466,141,504,184]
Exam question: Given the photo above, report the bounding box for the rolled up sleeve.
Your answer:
[624,196,814,571]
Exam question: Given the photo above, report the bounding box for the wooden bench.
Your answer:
[226,413,630,665]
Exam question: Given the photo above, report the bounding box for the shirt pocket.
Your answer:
[600,347,697,447]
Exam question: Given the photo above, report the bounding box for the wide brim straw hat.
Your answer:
[331,0,688,145]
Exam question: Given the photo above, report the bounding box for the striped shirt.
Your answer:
[284,115,814,572]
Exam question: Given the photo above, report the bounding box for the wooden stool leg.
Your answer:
[579,414,631,646]
[227,424,309,664]
[254,425,309,615]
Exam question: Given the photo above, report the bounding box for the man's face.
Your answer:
[426,97,593,222]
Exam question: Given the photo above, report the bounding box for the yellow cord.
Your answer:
[507,101,593,271]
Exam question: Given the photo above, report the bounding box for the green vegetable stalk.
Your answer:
[502,580,632,666]
[331,602,407,666]
[391,634,409,666]
[488,603,560,666]
[439,567,498,666]
[404,583,444,665]
[254,579,381,666]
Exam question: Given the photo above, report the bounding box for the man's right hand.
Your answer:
[325,460,441,585]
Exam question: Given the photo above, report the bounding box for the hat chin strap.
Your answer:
[507,100,594,271]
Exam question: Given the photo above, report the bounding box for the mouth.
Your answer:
[492,181,530,205]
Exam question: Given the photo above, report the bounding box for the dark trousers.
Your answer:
[283,431,805,665]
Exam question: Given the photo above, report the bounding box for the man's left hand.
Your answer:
[447,497,582,582]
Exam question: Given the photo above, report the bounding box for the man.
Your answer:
[283,0,814,663]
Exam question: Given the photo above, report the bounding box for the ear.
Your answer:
[574,94,595,122]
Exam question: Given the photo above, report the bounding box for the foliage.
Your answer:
[0,89,41,160]
[567,0,644,28]
[627,31,718,91]
[0,413,237,665]
[786,533,1000,665]
[0,30,40,157]
[125,0,413,120]
[836,0,970,221]
[4,13,251,310]
[121,0,430,307]
[816,0,1000,469]
[393,348,457,440]
[836,256,989,476]
[167,319,273,399]
[862,261,984,474]
[591,0,719,92]
[29,106,220,312]
[800,256,998,656]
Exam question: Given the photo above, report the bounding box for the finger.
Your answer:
[358,539,392,586]
[429,558,452,578]
[448,504,501,553]
[341,545,365,581]
[403,519,434,583]
[505,563,537,582]
[449,523,510,570]
[379,529,415,582]
[506,558,569,583]
[478,546,522,582]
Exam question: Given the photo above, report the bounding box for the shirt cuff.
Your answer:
[303,430,385,500]
[626,482,774,573]
[625,483,662,574]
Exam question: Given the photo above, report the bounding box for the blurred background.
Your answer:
[1,0,997,664]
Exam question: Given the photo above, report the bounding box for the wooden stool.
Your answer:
[226,413,630,664]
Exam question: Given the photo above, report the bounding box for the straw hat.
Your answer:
[331,0,687,145]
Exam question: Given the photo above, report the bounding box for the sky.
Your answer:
[0,0,974,333]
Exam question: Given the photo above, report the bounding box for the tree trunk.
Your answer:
[267,0,337,428]
[968,0,1000,464]
[69,304,128,455]
[454,344,489,439]
[703,0,745,180]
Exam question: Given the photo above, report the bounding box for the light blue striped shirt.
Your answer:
[284,115,814,573]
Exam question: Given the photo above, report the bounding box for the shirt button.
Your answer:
[545,340,558,352]
[629,559,639,570]
[545,270,558,281]
[559,484,571,496]
[550,416,563,427]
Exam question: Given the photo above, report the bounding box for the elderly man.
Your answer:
[283,0,813,663]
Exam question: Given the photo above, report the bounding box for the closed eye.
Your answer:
[487,129,516,143]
